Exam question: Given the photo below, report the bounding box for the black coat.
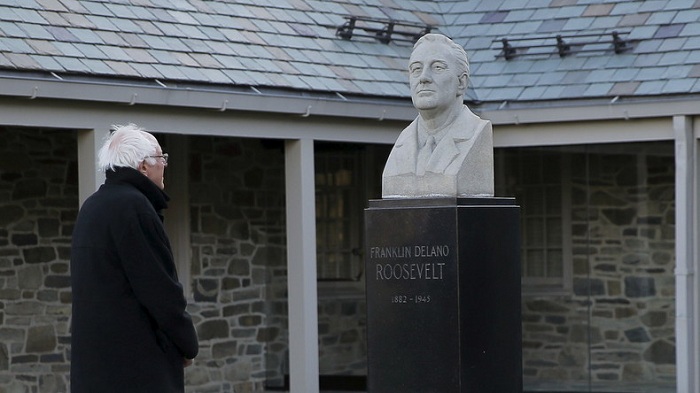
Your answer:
[70,167,198,393]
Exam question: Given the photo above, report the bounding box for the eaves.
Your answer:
[479,94,700,125]
[0,70,417,122]
[1,70,698,126]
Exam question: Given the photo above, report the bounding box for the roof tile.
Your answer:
[583,82,614,97]
[63,13,96,29]
[0,20,25,37]
[80,59,113,75]
[635,65,665,81]
[672,9,700,23]
[30,54,64,70]
[221,68,256,85]
[658,51,689,66]
[35,0,65,12]
[536,19,567,33]
[608,81,640,95]
[11,8,47,23]
[103,60,142,77]
[150,50,180,65]
[35,10,69,26]
[638,0,671,12]
[561,84,588,97]
[84,15,120,31]
[635,80,666,95]
[686,49,700,63]
[172,52,198,67]
[626,25,660,40]
[130,62,165,79]
[152,63,188,80]
[190,53,223,68]
[198,67,231,84]
[98,45,130,61]
[6,52,42,69]
[658,37,688,52]
[50,41,82,57]
[662,78,694,93]
[653,23,684,38]
[93,30,128,47]
[66,27,103,44]
[610,2,642,16]
[518,85,548,100]
[53,56,91,73]
[58,0,88,13]
[3,37,33,53]
[589,15,622,29]
[73,43,108,59]
[689,64,700,77]
[583,4,614,16]
[555,5,587,18]
[550,0,577,6]
[123,47,157,63]
[120,32,148,48]
[618,13,651,27]
[26,39,61,55]
[80,2,112,16]
[648,11,680,25]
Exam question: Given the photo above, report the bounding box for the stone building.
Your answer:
[0,1,699,392]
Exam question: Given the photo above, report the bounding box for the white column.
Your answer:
[76,128,108,206]
[674,115,697,392]
[284,139,319,393]
[162,134,192,297]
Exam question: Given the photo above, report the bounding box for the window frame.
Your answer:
[496,148,573,296]
[315,143,386,298]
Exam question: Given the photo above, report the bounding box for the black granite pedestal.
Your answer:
[364,198,522,393]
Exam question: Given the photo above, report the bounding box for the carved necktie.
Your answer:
[416,135,436,175]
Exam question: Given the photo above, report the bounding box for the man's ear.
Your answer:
[138,160,149,174]
[457,73,468,94]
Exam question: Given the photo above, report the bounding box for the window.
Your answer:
[315,144,364,282]
[314,143,390,292]
[496,148,572,293]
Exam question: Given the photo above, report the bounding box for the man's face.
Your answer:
[141,146,167,190]
[408,42,463,111]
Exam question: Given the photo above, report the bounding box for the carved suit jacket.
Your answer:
[382,105,494,198]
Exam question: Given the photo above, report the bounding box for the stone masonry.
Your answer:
[521,144,676,390]
[0,127,77,393]
[183,135,288,393]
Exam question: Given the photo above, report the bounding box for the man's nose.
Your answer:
[419,68,432,82]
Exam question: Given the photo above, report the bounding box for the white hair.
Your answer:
[98,124,160,171]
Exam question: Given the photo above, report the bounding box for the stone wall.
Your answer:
[0,127,78,393]
[183,136,369,390]
[184,136,288,393]
[521,145,676,389]
[317,297,367,376]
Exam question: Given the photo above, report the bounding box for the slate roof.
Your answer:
[0,0,698,106]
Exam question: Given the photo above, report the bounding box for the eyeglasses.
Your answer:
[148,153,169,164]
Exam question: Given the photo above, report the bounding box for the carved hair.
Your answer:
[98,123,160,171]
[413,33,470,80]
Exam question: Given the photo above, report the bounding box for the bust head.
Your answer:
[408,34,470,113]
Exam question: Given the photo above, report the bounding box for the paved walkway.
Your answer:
[263,380,676,393]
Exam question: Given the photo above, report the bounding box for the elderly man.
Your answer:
[382,33,494,198]
[70,124,198,393]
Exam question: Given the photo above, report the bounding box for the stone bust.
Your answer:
[382,34,494,198]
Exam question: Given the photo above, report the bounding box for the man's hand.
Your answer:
[183,358,194,368]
